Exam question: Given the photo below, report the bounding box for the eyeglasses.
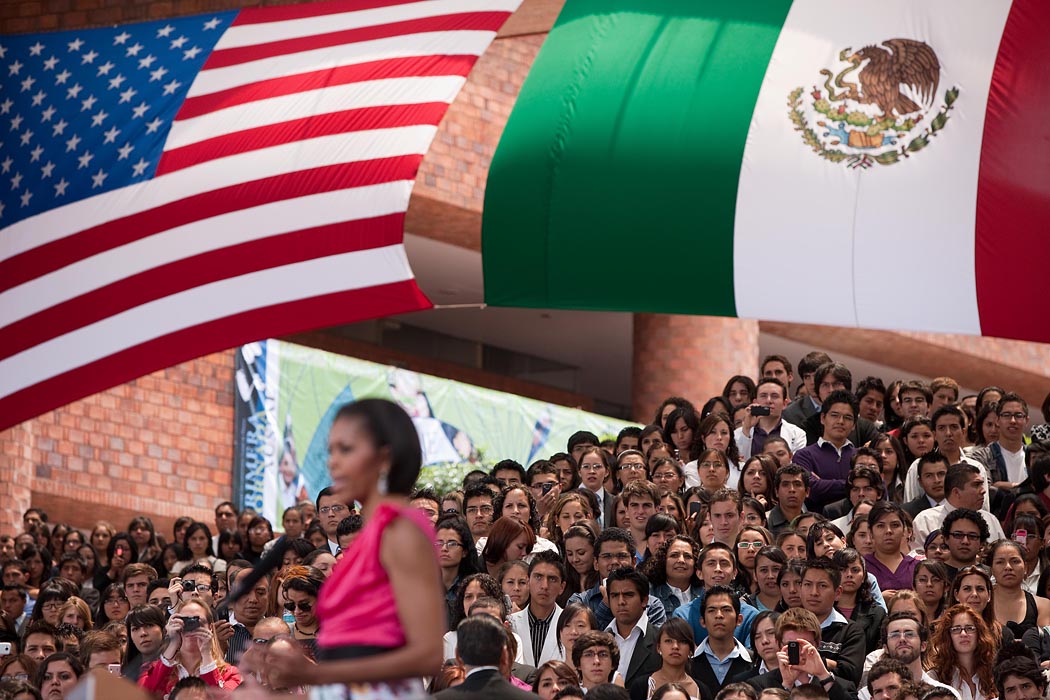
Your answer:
[443,508,459,515]
[318,505,348,515]
[887,630,919,640]
[284,600,313,613]
[465,506,494,515]
[183,583,211,593]
[580,464,605,472]
[619,464,646,472]
[1000,412,1028,421]
[948,531,981,541]
[1,674,29,681]
[598,552,633,561]
[826,412,855,423]
[42,601,65,612]
[699,461,725,470]
[249,526,271,535]
[436,541,463,550]
[949,625,977,635]
[580,650,611,660]
[736,541,765,550]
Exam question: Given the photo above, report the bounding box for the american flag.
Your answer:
[0,0,520,430]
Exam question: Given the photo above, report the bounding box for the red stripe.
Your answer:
[178,54,477,120]
[233,0,438,25]
[974,0,1050,342]
[0,280,432,432]
[0,155,422,294]
[159,103,448,174]
[206,12,509,69]
[0,214,405,362]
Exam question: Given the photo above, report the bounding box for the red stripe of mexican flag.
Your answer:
[483,0,1050,343]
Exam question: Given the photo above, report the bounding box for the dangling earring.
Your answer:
[378,470,390,496]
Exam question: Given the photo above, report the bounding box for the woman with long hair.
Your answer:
[20,544,50,593]
[723,375,757,408]
[545,493,593,549]
[847,517,875,556]
[913,559,950,627]
[737,454,778,511]
[481,518,535,577]
[59,596,93,631]
[443,573,502,658]
[684,415,742,490]
[34,652,83,700]
[928,604,997,700]
[127,516,162,565]
[96,582,131,627]
[642,535,702,617]
[748,547,786,612]
[498,560,529,614]
[747,611,781,678]
[490,484,558,555]
[662,407,699,465]
[951,565,1012,645]
[28,585,69,627]
[265,399,445,697]
[172,522,226,576]
[532,660,578,700]
[139,598,241,695]
[90,522,115,572]
[899,417,935,468]
[560,524,598,607]
[628,618,700,700]
[243,516,274,564]
[871,434,906,503]
[556,603,599,673]
[831,548,885,653]
[689,448,731,494]
[657,491,687,529]
[435,515,481,625]
[988,539,1050,639]
[652,460,686,498]
[973,401,1000,448]
[734,526,772,595]
[93,533,137,591]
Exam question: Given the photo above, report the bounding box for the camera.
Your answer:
[179,615,201,632]
[749,405,771,416]
[182,580,197,593]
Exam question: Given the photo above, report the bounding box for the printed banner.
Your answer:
[233,339,629,527]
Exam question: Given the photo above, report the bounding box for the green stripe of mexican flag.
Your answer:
[482,0,1050,343]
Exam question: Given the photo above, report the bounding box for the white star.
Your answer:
[43,56,58,70]
[20,190,31,207]
[132,158,149,176]
[149,66,168,82]
[203,17,221,30]
[52,119,68,136]
[91,168,107,188]
[81,50,99,64]
[96,60,114,76]
[157,25,175,38]
[81,94,98,111]
[0,157,11,173]
[30,145,43,162]
[20,76,35,92]
[65,133,81,151]
[170,36,188,49]
[11,172,23,189]
[113,31,131,45]
[145,117,163,134]
[91,109,109,127]
[132,102,149,118]
[0,99,11,114]
[162,79,182,95]
[125,42,144,57]
[67,38,84,52]
[19,129,33,146]
[0,201,4,219]
[183,46,202,60]
[108,74,126,90]
[29,42,45,56]
[117,143,133,160]
[103,125,119,143]
[8,60,23,76]
[55,178,69,196]
[41,161,55,178]
[119,87,137,104]
[0,45,6,59]
[41,105,56,122]
[9,114,23,130]
[77,150,93,169]
[31,90,46,106]
[66,83,83,99]
[138,54,156,69]
[55,69,71,85]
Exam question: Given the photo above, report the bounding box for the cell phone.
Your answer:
[787,641,800,666]
[541,482,555,494]
[689,502,702,516]
[0,642,11,655]
[750,405,771,416]
[107,663,121,675]
[115,546,125,557]
[179,615,201,632]
[1015,529,1028,544]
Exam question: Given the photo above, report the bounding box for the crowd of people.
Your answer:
[2,352,1050,700]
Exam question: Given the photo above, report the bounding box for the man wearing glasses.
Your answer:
[237,616,291,684]
[911,464,1005,553]
[567,528,667,629]
[316,486,353,555]
[793,390,859,511]
[972,392,1031,493]
[463,485,496,539]
[857,613,958,700]
[937,509,989,580]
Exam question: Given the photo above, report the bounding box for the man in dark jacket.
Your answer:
[436,616,537,700]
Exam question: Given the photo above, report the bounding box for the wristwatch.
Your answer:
[817,674,835,687]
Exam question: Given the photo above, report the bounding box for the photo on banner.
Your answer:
[233,339,629,527]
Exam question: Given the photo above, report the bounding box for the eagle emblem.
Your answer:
[788,39,959,168]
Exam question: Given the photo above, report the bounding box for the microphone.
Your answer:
[228,536,292,605]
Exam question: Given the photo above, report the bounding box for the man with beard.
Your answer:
[857,613,958,700]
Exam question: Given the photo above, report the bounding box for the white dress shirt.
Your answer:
[606,612,648,681]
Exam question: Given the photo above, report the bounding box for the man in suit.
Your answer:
[436,615,537,700]
[689,585,752,693]
[508,551,565,667]
[745,607,856,699]
[604,567,661,688]
[782,351,831,428]
[902,453,949,520]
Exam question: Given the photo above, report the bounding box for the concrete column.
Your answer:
[0,422,34,536]
[632,314,760,424]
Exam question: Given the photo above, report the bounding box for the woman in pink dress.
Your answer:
[268,399,444,698]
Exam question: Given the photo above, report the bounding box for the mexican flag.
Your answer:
[482,0,1050,343]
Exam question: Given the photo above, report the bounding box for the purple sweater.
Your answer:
[793,440,855,511]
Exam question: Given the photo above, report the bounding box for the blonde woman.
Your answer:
[139,599,242,695]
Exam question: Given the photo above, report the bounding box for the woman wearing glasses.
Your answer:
[282,566,325,661]
[435,515,481,627]
[734,526,772,596]
[928,604,997,700]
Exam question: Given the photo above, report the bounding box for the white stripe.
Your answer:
[190,30,496,98]
[218,0,519,50]
[168,75,464,149]
[0,125,436,262]
[734,0,1011,334]
[0,245,414,397]
[0,181,414,328]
